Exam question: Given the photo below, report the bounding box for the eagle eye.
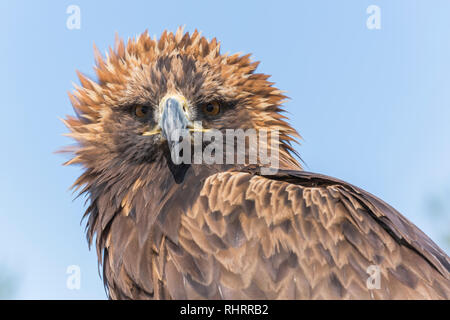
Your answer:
[134,105,149,118]
[202,101,220,116]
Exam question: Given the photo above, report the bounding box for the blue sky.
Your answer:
[0,0,449,299]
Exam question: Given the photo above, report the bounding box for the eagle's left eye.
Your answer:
[134,105,149,118]
[202,101,220,116]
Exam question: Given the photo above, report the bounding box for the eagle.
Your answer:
[63,28,450,299]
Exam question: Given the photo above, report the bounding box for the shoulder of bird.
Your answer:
[97,167,450,299]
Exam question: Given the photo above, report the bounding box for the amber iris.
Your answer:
[202,101,220,115]
[135,105,149,118]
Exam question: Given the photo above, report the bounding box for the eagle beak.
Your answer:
[159,95,190,142]
[141,95,189,138]
[141,94,210,139]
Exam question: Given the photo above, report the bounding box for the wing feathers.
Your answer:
[101,169,450,299]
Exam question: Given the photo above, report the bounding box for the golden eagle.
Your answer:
[63,28,450,299]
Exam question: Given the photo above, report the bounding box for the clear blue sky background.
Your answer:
[0,0,449,299]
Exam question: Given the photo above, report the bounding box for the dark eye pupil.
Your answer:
[141,106,148,114]
[206,104,214,112]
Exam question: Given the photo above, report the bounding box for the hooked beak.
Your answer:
[142,94,209,140]
[142,95,189,140]
[159,95,190,142]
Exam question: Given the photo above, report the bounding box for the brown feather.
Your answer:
[95,168,450,299]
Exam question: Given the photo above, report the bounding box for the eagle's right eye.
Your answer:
[134,105,149,118]
[202,101,220,116]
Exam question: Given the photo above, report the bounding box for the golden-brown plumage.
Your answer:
[63,28,450,299]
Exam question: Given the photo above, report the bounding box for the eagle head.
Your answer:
[63,28,300,177]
